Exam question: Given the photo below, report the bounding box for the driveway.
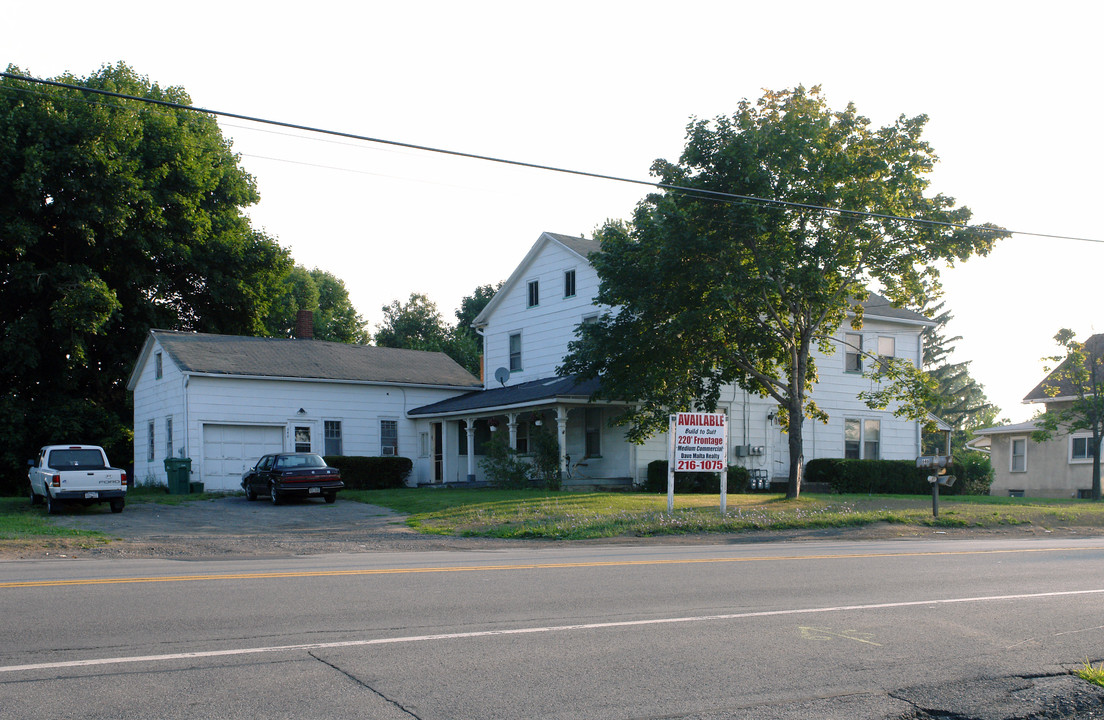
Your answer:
[12,495,527,560]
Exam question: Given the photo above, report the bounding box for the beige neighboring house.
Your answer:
[972,333,1104,498]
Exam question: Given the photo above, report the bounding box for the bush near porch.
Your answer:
[323,456,411,490]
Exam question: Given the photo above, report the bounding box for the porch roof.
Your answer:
[408,375,603,417]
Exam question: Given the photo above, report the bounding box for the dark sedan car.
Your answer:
[241,453,344,505]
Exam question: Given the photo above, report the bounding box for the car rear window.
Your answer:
[275,454,327,469]
[48,449,107,469]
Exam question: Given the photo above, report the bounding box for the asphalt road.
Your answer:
[3,537,1104,718]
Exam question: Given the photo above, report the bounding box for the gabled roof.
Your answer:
[471,231,930,330]
[1023,333,1104,403]
[472,232,598,328]
[127,330,482,391]
[860,293,933,327]
[409,375,604,416]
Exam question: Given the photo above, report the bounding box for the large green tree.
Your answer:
[920,300,1000,455]
[561,86,1008,498]
[1031,330,1104,501]
[374,284,502,376]
[264,266,368,343]
[0,63,290,493]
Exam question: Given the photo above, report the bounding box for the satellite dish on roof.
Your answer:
[494,367,510,386]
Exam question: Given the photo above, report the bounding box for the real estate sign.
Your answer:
[668,412,728,513]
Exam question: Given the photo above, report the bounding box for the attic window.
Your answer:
[527,280,539,308]
[155,352,163,380]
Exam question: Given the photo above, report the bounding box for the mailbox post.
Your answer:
[916,456,956,518]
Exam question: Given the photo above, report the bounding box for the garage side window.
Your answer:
[381,420,398,456]
[324,421,343,456]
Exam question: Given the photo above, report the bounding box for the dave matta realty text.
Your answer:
[673,413,727,472]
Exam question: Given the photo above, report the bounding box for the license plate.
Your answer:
[309,487,320,494]
[84,491,99,499]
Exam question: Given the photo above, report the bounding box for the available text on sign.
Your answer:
[673,412,727,471]
[667,412,729,514]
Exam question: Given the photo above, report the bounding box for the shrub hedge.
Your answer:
[644,460,750,493]
[323,456,412,490]
[803,457,993,495]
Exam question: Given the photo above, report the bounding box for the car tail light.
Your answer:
[121,472,128,487]
[51,474,60,487]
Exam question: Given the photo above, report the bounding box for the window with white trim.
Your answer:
[324,421,343,456]
[844,418,880,459]
[878,336,895,358]
[155,351,163,380]
[166,417,173,459]
[509,333,522,372]
[516,421,530,454]
[527,280,539,308]
[564,269,576,298]
[864,419,880,460]
[147,420,155,462]
[381,420,398,456]
[1070,435,1095,463]
[1011,437,1027,472]
[844,333,863,372]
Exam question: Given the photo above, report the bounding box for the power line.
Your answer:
[1,71,1101,245]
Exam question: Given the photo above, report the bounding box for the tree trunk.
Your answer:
[786,400,804,499]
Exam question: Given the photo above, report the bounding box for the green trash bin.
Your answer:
[164,458,192,494]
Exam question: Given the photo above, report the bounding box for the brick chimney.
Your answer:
[295,310,314,339]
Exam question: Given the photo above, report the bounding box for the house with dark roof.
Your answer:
[972,333,1104,498]
[130,231,938,492]
[407,232,936,487]
[126,315,481,490]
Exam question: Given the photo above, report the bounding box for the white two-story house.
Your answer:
[408,232,934,487]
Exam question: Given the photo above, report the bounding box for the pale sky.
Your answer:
[5,0,1103,423]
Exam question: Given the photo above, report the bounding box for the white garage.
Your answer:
[201,424,284,491]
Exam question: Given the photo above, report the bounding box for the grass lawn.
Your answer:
[0,497,108,544]
[340,489,1104,540]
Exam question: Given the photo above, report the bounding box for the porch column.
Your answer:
[464,417,476,482]
[556,406,569,475]
[507,412,518,452]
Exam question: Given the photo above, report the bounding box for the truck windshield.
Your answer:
[48,449,107,469]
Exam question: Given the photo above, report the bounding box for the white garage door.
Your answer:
[202,424,284,491]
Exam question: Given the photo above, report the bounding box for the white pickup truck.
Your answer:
[28,445,127,514]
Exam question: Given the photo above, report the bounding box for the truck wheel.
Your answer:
[46,492,61,515]
[270,484,281,505]
[323,492,336,504]
[29,486,43,506]
[110,499,124,513]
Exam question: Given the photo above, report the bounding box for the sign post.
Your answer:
[670,412,728,514]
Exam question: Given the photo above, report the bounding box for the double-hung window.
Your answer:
[564,270,576,298]
[147,420,156,462]
[844,333,863,372]
[509,333,522,372]
[1011,437,1027,472]
[381,420,398,456]
[166,417,173,459]
[324,421,343,456]
[844,419,880,459]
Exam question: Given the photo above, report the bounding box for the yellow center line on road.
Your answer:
[1,545,1095,589]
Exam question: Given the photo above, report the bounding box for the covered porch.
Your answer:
[407,376,637,490]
